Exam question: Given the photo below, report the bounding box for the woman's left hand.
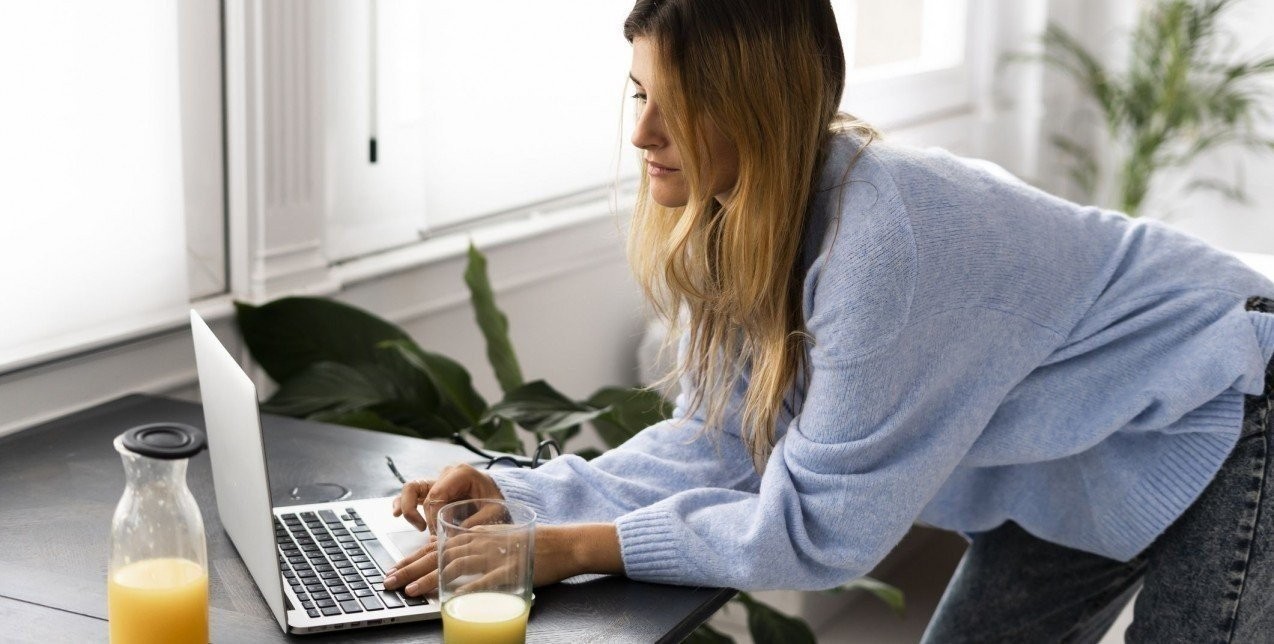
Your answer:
[383,523,623,597]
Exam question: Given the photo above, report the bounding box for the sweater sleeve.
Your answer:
[487,371,761,526]
[612,188,1064,590]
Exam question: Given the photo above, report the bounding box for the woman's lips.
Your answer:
[647,160,679,177]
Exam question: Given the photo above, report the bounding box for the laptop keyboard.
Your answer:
[275,507,426,619]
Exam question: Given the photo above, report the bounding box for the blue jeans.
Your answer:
[922,297,1274,643]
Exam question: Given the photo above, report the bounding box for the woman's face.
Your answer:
[630,37,739,208]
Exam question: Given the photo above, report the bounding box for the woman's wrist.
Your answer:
[531,523,623,587]
[559,523,624,576]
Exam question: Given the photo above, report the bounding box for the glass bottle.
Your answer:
[108,423,209,644]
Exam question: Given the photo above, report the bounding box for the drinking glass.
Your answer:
[436,499,536,644]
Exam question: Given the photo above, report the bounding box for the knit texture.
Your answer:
[490,135,1274,591]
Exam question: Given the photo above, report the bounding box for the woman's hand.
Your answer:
[391,462,503,534]
[383,524,624,597]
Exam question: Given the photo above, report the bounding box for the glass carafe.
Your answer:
[108,423,209,644]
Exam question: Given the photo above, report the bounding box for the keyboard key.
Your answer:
[307,608,320,618]
[360,540,399,574]
[321,606,341,617]
[366,575,384,584]
[359,595,384,611]
[305,583,325,593]
[354,588,374,597]
[297,570,316,579]
[314,564,333,573]
[301,600,315,609]
[402,594,426,606]
[356,561,378,571]
[350,555,370,564]
[343,573,363,583]
[379,591,405,609]
[312,591,331,601]
[340,599,364,613]
[356,532,378,541]
[334,592,354,602]
[320,509,341,524]
[316,599,336,609]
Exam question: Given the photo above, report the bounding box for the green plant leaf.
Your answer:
[735,592,817,644]
[380,340,488,425]
[464,243,524,394]
[235,297,410,383]
[482,380,610,436]
[587,386,672,448]
[479,419,523,455]
[682,623,735,644]
[573,447,604,461]
[307,408,423,439]
[825,576,906,617]
[262,361,390,417]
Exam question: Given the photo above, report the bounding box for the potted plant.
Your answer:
[1020,0,1274,216]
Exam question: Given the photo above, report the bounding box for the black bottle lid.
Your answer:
[121,423,207,460]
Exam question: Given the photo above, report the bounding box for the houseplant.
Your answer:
[1024,0,1274,216]
[235,243,903,641]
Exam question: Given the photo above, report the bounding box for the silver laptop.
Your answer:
[190,310,441,634]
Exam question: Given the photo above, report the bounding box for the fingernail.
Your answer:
[386,567,397,575]
[384,574,398,587]
[406,583,418,595]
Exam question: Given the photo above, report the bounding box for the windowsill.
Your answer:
[332,185,637,288]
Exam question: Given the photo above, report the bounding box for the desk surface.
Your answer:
[0,394,732,642]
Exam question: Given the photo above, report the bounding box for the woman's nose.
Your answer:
[631,103,664,150]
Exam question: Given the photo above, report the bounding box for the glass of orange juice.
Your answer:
[436,499,536,644]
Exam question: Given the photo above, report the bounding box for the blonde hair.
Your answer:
[624,0,877,471]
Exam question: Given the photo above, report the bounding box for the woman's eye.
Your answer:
[631,93,647,102]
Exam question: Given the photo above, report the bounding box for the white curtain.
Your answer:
[0,1,189,370]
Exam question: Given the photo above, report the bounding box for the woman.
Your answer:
[385,0,1274,640]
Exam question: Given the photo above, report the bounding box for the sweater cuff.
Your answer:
[487,470,555,526]
[614,506,686,584]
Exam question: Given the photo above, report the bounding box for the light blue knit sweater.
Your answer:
[491,135,1274,591]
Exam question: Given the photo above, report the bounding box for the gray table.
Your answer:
[0,394,733,642]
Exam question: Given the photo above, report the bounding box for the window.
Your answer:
[833,0,973,128]
[0,0,225,371]
[322,1,637,263]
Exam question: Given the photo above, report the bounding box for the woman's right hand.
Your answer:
[391,462,504,535]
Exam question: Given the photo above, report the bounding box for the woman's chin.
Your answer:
[649,188,688,209]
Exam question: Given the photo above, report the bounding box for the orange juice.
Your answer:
[442,592,530,644]
[108,558,208,644]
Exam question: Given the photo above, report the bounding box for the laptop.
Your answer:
[190,310,441,634]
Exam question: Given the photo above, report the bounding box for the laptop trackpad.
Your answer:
[386,529,430,557]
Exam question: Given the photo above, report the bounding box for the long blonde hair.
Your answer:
[624,0,875,471]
